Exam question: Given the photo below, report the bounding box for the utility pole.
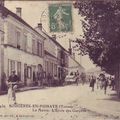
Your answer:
[69,39,76,59]
[69,39,72,55]
[69,39,82,65]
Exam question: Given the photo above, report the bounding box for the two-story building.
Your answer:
[0,6,45,91]
[35,24,69,85]
[56,42,69,85]
[35,24,58,85]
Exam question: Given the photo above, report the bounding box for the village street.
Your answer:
[0,84,119,120]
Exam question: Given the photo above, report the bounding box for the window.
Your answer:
[39,43,41,56]
[48,62,51,74]
[8,59,15,76]
[32,65,36,81]
[24,64,27,85]
[32,39,35,54]
[37,41,39,55]
[46,61,49,75]
[17,62,21,81]
[51,63,53,76]
[23,34,27,51]
[65,55,68,67]
[54,64,57,76]
[32,39,38,55]
[45,61,47,74]
[40,43,43,56]
[27,66,32,78]
[16,31,21,49]
[37,41,43,57]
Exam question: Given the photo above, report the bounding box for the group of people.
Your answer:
[89,74,115,94]
[68,71,86,86]
[6,70,67,104]
[34,71,60,87]
[6,70,116,104]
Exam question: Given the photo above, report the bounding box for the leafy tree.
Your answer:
[74,1,120,74]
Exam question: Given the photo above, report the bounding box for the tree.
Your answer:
[74,1,120,74]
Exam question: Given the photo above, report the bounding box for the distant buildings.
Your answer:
[0,5,84,92]
[86,67,103,77]
[68,55,85,75]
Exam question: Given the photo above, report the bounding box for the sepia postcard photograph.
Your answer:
[0,0,120,120]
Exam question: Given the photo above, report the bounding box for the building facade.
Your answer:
[57,46,68,84]
[0,6,45,91]
[35,25,58,85]
[0,5,84,92]
[35,25,69,85]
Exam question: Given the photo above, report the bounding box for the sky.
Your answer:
[5,0,96,70]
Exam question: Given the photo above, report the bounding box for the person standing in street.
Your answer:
[100,74,108,94]
[75,71,79,86]
[89,76,96,92]
[37,72,41,87]
[80,72,86,85]
[103,78,109,94]
[37,71,44,87]
[96,77,100,89]
[111,77,115,90]
[7,70,20,104]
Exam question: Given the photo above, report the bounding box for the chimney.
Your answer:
[38,23,42,30]
[52,34,56,40]
[16,7,22,17]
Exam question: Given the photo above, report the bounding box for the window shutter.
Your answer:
[7,22,17,47]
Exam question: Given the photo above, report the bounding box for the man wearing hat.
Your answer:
[7,70,20,104]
